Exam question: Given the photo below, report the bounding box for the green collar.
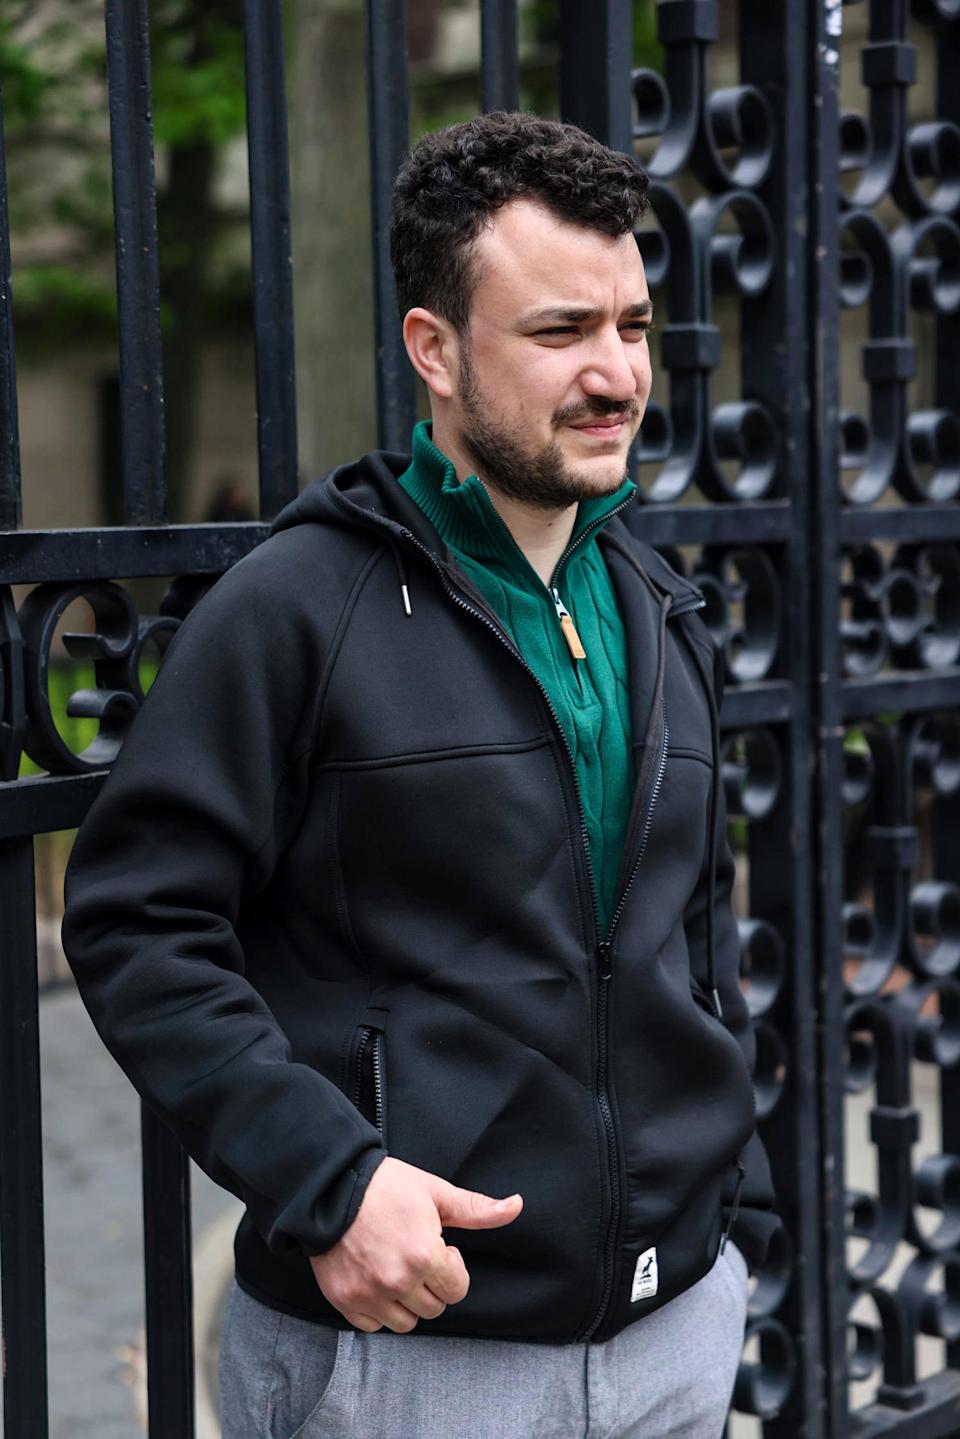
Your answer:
[398,420,636,587]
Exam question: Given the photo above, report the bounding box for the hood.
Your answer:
[269,448,705,612]
[269,448,431,545]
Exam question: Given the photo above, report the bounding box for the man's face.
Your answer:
[451,198,653,510]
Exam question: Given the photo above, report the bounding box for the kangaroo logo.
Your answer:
[631,1246,659,1302]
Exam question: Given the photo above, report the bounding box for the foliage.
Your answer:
[19,656,160,778]
[11,264,117,342]
[0,31,50,123]
[521,0,661,71]
[0,0,249,349]
[150,12,247,147]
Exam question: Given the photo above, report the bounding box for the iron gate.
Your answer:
[2,1,960,1435]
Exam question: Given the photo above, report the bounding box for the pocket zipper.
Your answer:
[352,1026,385,1135]
[720,1158,746,1254]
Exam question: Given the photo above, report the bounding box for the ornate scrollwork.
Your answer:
[631,0,778,508]
[632,8,774,192]
[636,182,777,503]
[834,188,955,509]
[694,546,781,681]
[839,699,960,1408]
[721,727,782,821]
[840,543,960,673]
[0,577,211,779]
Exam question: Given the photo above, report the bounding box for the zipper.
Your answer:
[332,496,710,1339]
[720,1158,746,1254]
[549,498,636,587]
[390,522,688,1341]
[473,479,634,667]
[550,587,587,660]
[579,706,671,1340]
[352,1026,385,1133]
[690,967,750,1256]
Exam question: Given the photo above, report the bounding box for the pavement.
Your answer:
[14,982,241,1439]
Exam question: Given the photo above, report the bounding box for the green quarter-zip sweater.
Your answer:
[398,420,636,932]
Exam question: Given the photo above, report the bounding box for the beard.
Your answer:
[456,343,638,511]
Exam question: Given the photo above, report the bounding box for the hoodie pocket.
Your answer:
[349,1008,388,1143]
[688,975,750,1251]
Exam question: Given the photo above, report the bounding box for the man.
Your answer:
[63,112,778,1438]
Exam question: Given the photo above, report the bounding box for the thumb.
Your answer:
[429,1179,523,1231]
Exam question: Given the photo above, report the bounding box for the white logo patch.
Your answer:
[631,1246,659,1302]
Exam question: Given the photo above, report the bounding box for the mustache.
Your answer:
[553,398,641,426]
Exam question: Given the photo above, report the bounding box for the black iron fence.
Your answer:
[2,1,960,1435]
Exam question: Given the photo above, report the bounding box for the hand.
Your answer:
[309,1156,523,1335]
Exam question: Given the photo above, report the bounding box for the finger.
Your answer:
[378,1301,421,1335]
[430,1179,523,1231]
[425,1244,470,1304]
[402,1284,447,1321]
[343,1310,383,1333]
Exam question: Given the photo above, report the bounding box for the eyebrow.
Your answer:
[518,300,654,327]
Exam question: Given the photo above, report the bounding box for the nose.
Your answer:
[580,326,641,404]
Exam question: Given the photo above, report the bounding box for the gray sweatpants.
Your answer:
[219,1243,748,1439]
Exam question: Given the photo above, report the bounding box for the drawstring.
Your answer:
[386,534,413,616]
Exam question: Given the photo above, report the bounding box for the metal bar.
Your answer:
[718,682,794,732]
[0,523,267,586]
[103,0,166,526]
[365,0,416,452]
[853,1370,960,1437]
[557,0,633,154]
[480,0,519,113]
[243,0,299,521]
[625,500,792,546]
[0,837,49,1438]
[808,0,857,1424]
[737,0,822,1430]
[0,773,107,841]
[842,671,960,719]
[141,1104,194,1439]
[0,83,22,531]
[841,506,960,543]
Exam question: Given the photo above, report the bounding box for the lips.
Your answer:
[570,417,626,437]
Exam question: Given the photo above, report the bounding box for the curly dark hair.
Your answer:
[389,111,649,332]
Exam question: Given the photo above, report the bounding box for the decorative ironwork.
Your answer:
[811,0,960,1432]
[1,1,959,1435]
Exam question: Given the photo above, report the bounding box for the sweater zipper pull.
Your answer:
[550,588,586,661]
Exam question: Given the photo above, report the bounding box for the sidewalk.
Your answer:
[24,983,240,1439]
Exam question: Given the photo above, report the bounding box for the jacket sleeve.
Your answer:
[682,633,780,1273]
[61,552,386,1258]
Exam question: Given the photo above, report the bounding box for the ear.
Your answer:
[402,308,458,400]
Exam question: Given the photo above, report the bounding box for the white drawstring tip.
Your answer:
[712,988,723,1021]
[401,584,412,616]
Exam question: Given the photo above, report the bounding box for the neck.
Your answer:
[431,417,577,586]
[476,483,577,586]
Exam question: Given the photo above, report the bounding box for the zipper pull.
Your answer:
[551,588,586,661]
[598,941,612,980]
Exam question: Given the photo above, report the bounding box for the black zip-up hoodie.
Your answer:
[61,450,779,1343]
